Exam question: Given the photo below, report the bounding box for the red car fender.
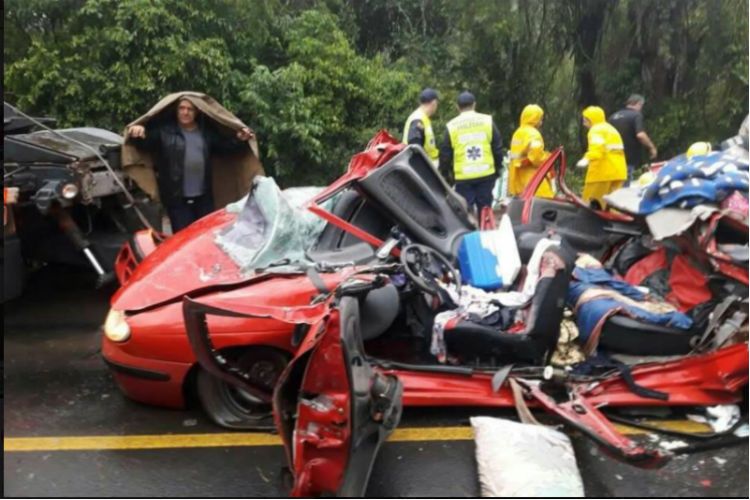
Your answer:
[584,343,749,405]
[390,344,748,410]
[386,344,747,469]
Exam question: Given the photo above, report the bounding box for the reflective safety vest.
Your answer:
[446,111,496,181]
[403,108,439,163]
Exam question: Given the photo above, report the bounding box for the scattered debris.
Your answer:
[615,474,623,481]
[182,419,198,427]
[256,466,270,483]
[713,457,727,466]
[658,439,688,451]
[700,479,712,487]
[733,423,749,438]
[687,405,741,433]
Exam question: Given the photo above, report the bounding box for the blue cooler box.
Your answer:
[457,217,521,291]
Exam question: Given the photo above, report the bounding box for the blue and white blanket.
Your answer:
[638,151,749,214]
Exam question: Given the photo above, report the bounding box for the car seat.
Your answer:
[596,316,698,355]
[442,248,572,365]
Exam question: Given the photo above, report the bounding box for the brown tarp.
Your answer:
[121,91,264,208]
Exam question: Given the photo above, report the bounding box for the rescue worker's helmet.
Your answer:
[636,171,656,187]
[686,141,712,159]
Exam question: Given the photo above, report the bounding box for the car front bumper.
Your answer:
[101,336,192,409]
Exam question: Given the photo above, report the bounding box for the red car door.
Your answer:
[273,295,403,497]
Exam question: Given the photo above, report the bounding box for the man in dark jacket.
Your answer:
[126,98,253,232]
[609,94,658,185]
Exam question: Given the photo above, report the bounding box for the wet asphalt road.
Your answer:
[4,265,749,497]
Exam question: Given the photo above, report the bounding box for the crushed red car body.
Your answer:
[103,130,748,495]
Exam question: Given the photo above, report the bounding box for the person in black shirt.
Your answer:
[609,94,658,185]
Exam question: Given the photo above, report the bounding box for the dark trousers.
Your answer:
[166,193,214,233]
[455,175,496,214]
[624,164,636,187]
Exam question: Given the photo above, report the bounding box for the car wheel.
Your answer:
[196,347,288,430]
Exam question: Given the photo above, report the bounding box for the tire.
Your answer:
[196,347,288,430]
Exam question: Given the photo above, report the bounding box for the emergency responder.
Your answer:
[686,141,712,159]
[609,94,658,184]
[508,104,553,198]
[403,88,440,166]
[439,92,503,214]
[576,106,628,208]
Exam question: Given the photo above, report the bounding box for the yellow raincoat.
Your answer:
[581,106,627,206]
[509,104,553,197]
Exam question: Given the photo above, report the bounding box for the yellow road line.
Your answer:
[5,433,282,452]
[614,419,712,436]
[4,420,713,453]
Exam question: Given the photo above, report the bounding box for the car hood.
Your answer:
[111,208,245,311]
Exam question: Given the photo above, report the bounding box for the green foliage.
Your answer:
[238,10,421,185]
[5,0,270,130]
[5,0,748,189]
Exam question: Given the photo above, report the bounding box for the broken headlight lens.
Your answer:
[104,308,131,342]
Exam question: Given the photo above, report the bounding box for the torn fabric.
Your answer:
[644,205,718,241]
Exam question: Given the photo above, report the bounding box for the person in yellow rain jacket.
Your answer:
[509,104,553,198]
[576,106,627,208]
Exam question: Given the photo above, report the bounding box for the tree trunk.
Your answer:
[572,0,615,106]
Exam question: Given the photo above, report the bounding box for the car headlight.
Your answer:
[61,183,79,200]
[104,308,131,342]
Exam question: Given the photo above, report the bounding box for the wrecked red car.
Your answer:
[103,134,644,420]
[103,131,748,493]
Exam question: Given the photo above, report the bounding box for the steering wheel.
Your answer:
[400,243,461,296]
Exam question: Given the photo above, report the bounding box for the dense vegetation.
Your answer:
[5,0,748,187]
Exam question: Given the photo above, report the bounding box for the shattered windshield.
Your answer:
[215,176,336,273]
